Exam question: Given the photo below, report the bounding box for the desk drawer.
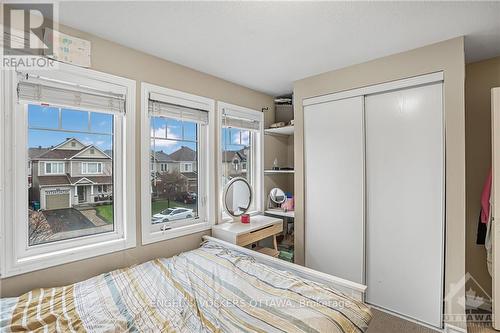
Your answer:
[236,223,283,247]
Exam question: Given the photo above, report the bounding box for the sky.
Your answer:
[221,127,250,152]
[28,104,113,151]
[150,116,196,154]
[150,117,250,154]
[28,105,251,155]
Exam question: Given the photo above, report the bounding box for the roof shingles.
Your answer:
[35,149,80,160]
[169,146,196,161]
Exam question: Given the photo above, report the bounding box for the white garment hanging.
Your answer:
[486,195,493,277]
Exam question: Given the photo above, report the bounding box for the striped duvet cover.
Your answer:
[0,241,372,332]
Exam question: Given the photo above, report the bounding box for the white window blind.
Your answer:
[17,74,126,113]
[148,95,208,124]
[222,109,260,131]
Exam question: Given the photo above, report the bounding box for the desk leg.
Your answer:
[273,235,278,251]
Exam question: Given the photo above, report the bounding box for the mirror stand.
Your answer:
[223,177,253,220]
[267,187,287,211]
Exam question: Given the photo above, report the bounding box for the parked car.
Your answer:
[152,207,194,223]
[175,192,197,204]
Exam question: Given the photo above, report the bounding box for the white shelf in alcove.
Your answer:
[265,209,295,218]
[264,169,294,174]
[264,126,294,136]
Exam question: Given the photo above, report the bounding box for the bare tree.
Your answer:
[153,171,188,205]
[28,210,53,245]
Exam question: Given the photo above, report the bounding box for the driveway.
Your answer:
[43,208,95,232]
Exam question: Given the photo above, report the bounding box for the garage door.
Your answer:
[46,194,70,210]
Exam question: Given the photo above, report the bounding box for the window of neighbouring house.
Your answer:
[181,162,193,172]
[1,65,136,277]
[142,83,214,244]
[44,161,65,174]
[82,162,103,174]
[220,103,263,219]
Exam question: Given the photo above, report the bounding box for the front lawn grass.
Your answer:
[95,204,113,224]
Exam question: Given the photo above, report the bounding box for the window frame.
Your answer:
[141,83,215,245]
[0,63,136,278]
[217,102,264,223]
[82,162,103,175]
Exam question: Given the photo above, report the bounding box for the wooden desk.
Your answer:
[212,215,283,257]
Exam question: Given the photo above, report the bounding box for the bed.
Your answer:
[0,237,372,332]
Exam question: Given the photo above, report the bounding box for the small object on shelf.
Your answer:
[270,121,286,128]
[264,125,294,136]
[265,209,295,218]
[274,97,292,104]
[272,158,279,170]
[281,194,294,212]
[264,169,294,174]
[241,214,250,224]
[279,167,294,171]
[275,97,293,124]
[268,187,287,210]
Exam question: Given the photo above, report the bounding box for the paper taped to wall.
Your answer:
[44,28,91,67]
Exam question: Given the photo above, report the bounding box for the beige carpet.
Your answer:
[367,308,497,333]
[367,309,440,333]
[468,323,496,333]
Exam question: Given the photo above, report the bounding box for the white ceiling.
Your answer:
[58,1,500,96]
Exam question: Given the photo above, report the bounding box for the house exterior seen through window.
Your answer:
[221,127,251,187]
[28,105,114,246]
[150,116,199,226]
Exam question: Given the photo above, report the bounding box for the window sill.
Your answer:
[2,236,136,278]
[141,221,212,245]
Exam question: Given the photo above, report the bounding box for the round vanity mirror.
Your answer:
[269,187,287,204]
[223,177,252,217]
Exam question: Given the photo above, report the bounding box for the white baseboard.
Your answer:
[444,323,467,333]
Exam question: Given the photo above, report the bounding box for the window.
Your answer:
[141,83,215,244]
[82,162,103,174]
[28,107,113,246]
[182,162,193,172]
[150,116,200,223]
[219,102,263,220]
[45,161,65,175]
[1,64,136,277]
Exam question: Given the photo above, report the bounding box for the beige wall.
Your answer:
[465,56,500,299]
[1,23,274,297]
[293,37,466,327]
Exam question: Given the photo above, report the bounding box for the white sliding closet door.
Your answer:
[365,83,444,327]
[304,96,364,284]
